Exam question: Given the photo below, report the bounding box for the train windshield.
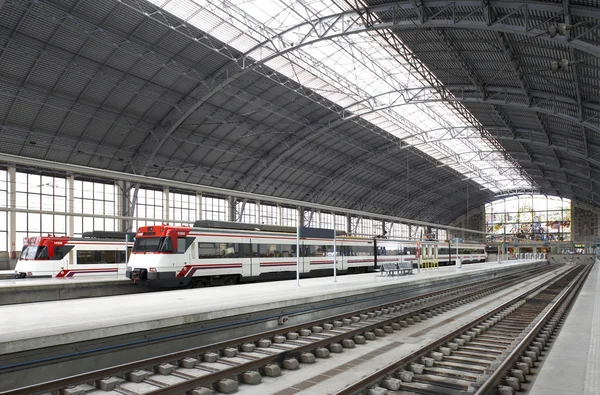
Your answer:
[133,237,173,253]
[20,246,49,260]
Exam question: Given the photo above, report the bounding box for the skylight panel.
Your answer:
[150,0,532,193]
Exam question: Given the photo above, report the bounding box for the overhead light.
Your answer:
[550,59,570,72]
[548,23,571,38]
[557,23,569,35]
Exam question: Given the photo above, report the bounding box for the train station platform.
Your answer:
[0,260,544,356]
[0,270,15,280]
[0,274,148,305]
[529,260,599,395]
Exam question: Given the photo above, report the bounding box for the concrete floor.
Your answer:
[528,261,599,395]
[0,260,541,355]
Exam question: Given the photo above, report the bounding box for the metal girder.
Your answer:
[399,126,600,169]
[57,0,597,184]
[354,93,600,134]
[0,152,482,231]
[240,1,600,62]
[345,85,600,118]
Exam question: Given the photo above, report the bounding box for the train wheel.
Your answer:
[223,275,239,285]
[189,277,210,288]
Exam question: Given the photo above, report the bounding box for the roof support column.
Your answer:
[116,180,129,232]
[255,201,261,224]
[163,187,170,224]
[66,175,74,237]
[196,193,203,221]
[346,214,352,234]
[298,207,304,228]
[316,210,321,228]
[228,196,236,222]
[277,204,282,226]
[7,166,16,266]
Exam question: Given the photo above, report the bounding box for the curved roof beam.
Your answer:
[342,86,600,118]
[119,0,600,180]
[394,125,600,168]
[242,2,600,62]
[347,94,600,134]
[492,136,600,170]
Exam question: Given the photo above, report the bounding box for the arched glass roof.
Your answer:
[150,0,533,193]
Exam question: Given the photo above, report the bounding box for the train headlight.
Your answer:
[149,267,156,272]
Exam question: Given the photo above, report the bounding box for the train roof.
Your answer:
[192,220,348,236]
[81,231,137,240]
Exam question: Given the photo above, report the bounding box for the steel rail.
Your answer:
[2,264,551,395]
[143,266,561,395]
[332,265,582,395]
[0,265,530,374]
[473,263,593,394]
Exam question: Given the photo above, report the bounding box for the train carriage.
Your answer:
[126,221,487,288]
[126,222,381,288]
[14,231,132,278]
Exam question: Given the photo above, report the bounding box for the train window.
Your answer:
[238,243,258,258]
[76,250,122,264]
[303,245,334,257]
[258,243,297,257]
[160,237,173,252]
[52,246,74,260]
[198,243,237,258]
[20,246,49,260]
[77,251,92,265]
[344,245,374,256]
[403,247,416,255]
[177,238,187,253]
[133,237,162,252]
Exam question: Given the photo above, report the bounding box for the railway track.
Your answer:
[2,263,564,395]
[337,264,590,395]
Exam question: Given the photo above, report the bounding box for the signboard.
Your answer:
[298,227,335,239]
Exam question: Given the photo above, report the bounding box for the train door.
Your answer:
[300,241,308,274]
[245,241,258,278]
[59,247,74,274]
[338,241,345,272]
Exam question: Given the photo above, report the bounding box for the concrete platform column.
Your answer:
[163,187,169,224]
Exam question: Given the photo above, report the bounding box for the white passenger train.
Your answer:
[126,221,487,288]
[14,232,132,278]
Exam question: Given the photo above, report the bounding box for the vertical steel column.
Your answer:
[164,187,170,224]
[7,166,16,265]
[256,200,261,224]
[277,204,282,225]
[66,175,74,237]
[196,193,203,221]
[228,196,236,222]
[116,180,129,231]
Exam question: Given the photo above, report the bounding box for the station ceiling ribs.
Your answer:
[0,0,598,228]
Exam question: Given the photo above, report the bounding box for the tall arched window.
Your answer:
[485,195,571,243]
